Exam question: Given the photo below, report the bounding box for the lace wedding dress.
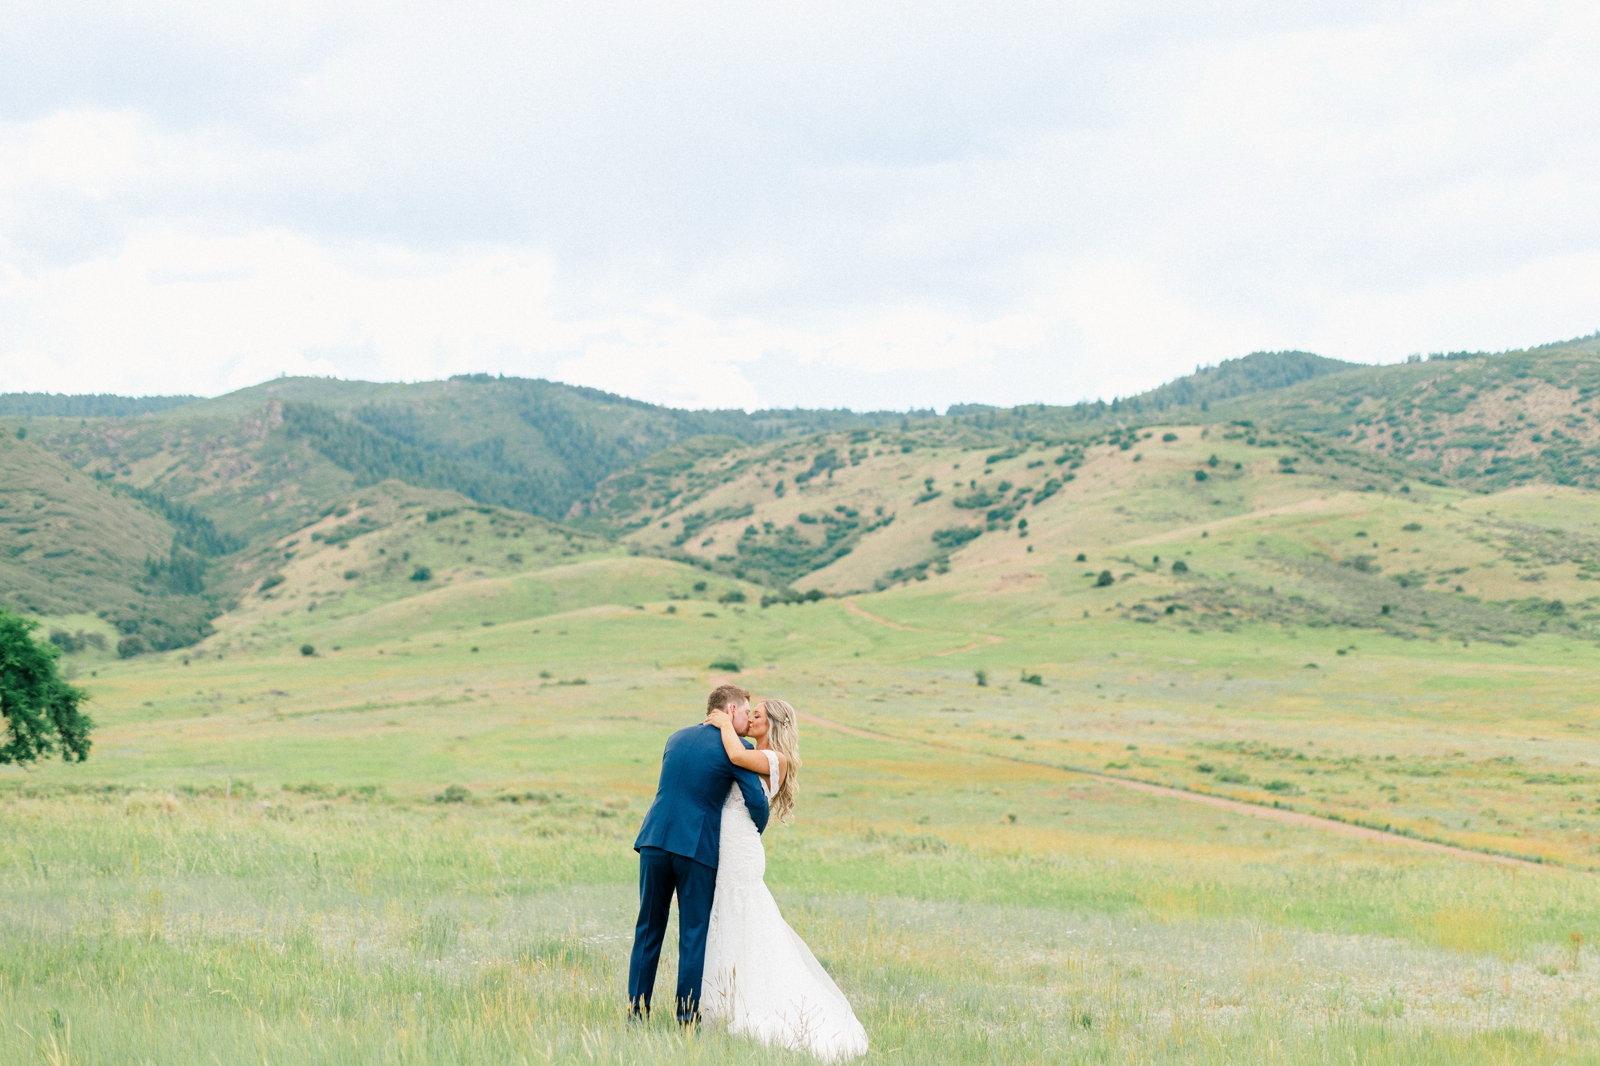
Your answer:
[702,752,868,1061]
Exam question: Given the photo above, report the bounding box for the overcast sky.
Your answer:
[1,2,1596,412]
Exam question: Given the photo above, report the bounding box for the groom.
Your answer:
[629,683,771,1024]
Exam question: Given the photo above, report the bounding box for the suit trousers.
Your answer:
[628,846,718,1023]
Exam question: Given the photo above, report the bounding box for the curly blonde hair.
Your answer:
[760,698,802,825]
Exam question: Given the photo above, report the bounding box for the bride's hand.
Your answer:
[706,710,732,729]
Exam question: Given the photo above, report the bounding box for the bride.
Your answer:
[701,698,869,1062]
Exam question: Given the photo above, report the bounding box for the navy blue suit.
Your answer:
[629,723,770,1022]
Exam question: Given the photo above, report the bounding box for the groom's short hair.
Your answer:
[707,683,751,714]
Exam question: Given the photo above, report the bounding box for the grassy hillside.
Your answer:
[590,421,1581,639]
[0,377,918,653]
[6,340,1599,663]
[204,487,733,659]
[12,375,918,526]
[1217,333,1600,490]
[0,432,222,652]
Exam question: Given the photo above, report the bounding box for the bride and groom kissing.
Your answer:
[628,683,869,1061]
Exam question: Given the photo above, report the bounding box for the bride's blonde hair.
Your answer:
[760,698,802,825]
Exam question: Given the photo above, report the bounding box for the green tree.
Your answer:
[0,608,92,764]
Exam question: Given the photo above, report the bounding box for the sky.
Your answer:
[1,2,1597,413]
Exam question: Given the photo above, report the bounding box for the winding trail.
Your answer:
[842,598,1005,655]
[795,711,1550,871]
[841,600,922,631]
[932,635,1005,656]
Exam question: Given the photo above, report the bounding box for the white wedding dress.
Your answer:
[702,752,869,1061]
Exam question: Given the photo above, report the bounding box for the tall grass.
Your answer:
[2,792,1594,1064]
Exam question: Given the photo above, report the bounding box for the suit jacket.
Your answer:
[634,722,770,868]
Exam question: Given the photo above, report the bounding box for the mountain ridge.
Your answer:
[4,337,1598,657]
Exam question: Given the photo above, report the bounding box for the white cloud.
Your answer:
[0,2,1597,409]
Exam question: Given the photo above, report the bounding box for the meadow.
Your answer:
[3,551,1598,1065]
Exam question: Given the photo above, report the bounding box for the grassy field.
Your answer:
[4,550,1598,1065]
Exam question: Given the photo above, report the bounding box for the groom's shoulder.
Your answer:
[666,722,710,748]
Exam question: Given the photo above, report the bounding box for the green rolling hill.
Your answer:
[0,431,222,653]
[0,375,910,655]
[1213,334,1600,490]
[3,337,1599,659]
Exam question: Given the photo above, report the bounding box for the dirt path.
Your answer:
[841,600,922,631]
[933,634,1004,656]
[841,598,1006,655]
[796,711,1550,871]
[798,711,885,740]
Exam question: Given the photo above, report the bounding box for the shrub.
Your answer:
[793,449,841,483]
[1162,432,1178,442]
[410,565,433,581]
[759,588,827,608]
[1076,553,1087,562]
[932,526,982,550]
[300,644,315,657]
[1020,671,1043,686]
[1171,560,1189,573]
[1402,522,1423,532]
[717,590,746,604]
[1095,570,1115,587]
[1194,470,1208,482]
[259,573,286,593]
[48,628,103,653]
[1217,771,1249,783]
[343,569,360,580]
[1263,780,1295,793]
[693,581,708,592]
[708,659,741,672]
[437,784,471,803]
[116,635,147,659]
[974,669,988,687]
